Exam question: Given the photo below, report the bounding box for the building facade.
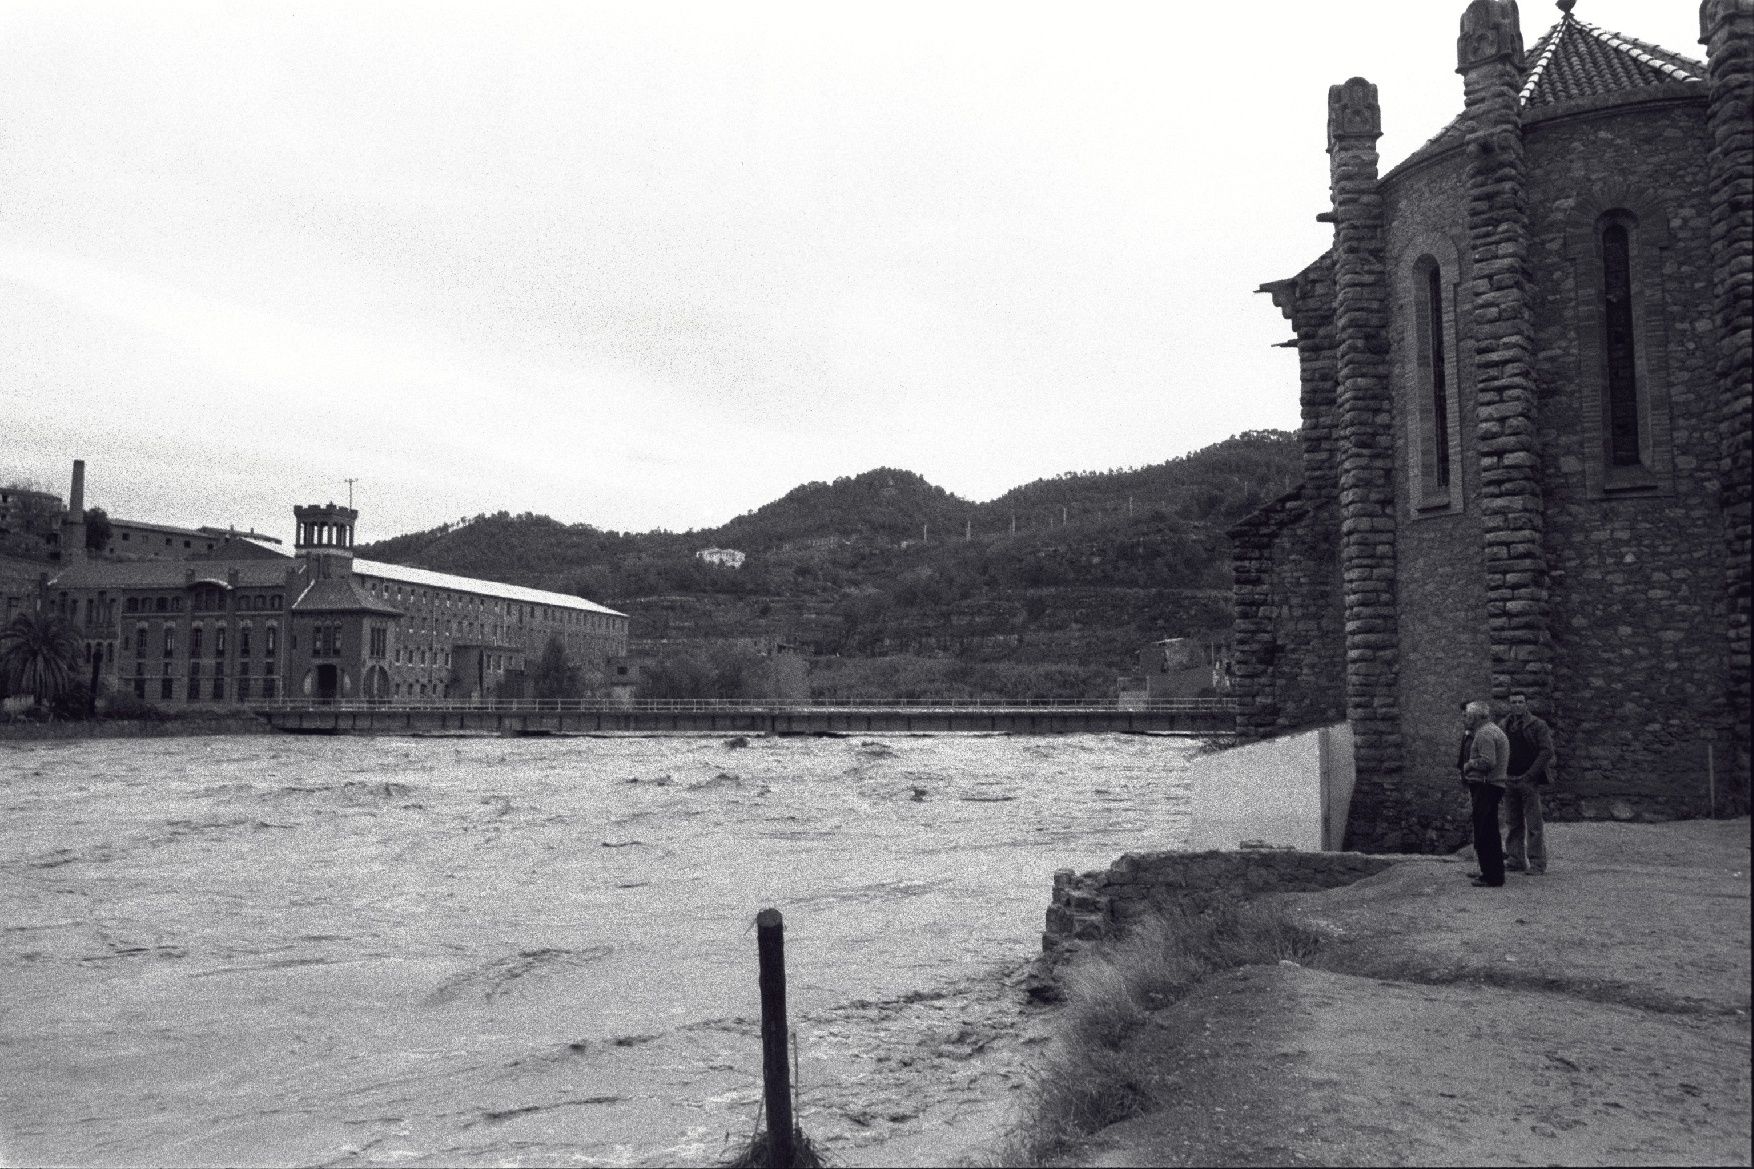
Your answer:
[1231,0,1751,850]
[45,498,629,707]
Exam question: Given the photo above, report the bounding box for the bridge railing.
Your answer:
[251,696,1238,715]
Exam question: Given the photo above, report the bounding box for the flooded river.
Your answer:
[1,732,1196,1167]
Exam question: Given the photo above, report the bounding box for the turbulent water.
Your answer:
[1,732,1197,1167]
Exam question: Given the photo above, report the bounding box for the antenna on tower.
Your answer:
[344,478,358,508]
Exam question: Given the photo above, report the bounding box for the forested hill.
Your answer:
[356,430,1301,671]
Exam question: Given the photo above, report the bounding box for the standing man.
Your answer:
[1502,692,1555,875]
[1462,700,1510,887]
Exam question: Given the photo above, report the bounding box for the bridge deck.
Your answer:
[252,700,1235,736]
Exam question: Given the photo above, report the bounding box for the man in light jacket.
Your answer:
[1502,692,1555,875]
[1462,700,1510,887]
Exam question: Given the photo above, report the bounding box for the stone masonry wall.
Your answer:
[1383,146,1491,850]
[1039,849,1401,966]
[1229,490,1345,739]
[1234,255,1347,741]
[1327,77,1405,850]
[1525,98,1735,818]
[1702,0,1753,813]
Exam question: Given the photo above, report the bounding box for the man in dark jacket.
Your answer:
[1502,692,1555,875]
[1462,700,1511,887]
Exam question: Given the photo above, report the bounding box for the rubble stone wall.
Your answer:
[1521,98,1734,817]
[1039,849,1403,964]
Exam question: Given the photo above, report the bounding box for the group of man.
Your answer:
[1458,693,1556,888]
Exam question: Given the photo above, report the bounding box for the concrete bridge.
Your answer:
[251,698,1236,736]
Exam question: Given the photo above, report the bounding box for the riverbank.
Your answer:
[1035,818,1750,1166]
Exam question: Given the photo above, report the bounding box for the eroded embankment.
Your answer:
[1000,819,1751,1168]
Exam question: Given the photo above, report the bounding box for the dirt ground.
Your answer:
[1070,818,1751,1167]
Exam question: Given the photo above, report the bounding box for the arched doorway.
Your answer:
[315,663,339,702]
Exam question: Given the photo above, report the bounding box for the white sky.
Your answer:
[0,0,1705,541]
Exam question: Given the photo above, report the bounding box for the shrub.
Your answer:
[995,900,1322,1167]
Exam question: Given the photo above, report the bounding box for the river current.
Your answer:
[1,732,1197,1167]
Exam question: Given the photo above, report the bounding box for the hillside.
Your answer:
[355,430,1300,692]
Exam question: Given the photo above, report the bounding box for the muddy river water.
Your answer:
[1,732,1197,1167]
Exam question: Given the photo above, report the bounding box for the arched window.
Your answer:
[1568,197,1673,497]
[1600,219,1641,468]
[1404,249,1462,513]
[1416,257,1452,492]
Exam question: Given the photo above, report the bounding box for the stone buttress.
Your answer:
[1701,0,1754,806]
[1457,0,1553,708]
[1326,77,1404,844]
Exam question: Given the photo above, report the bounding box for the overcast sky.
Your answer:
[0,0,1704,542]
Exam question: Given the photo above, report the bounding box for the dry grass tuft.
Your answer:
[719,1125,826,1168]
[992,899,1322,1167]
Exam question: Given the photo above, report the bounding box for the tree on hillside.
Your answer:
[530,635,578,700]
[84,507,112,554]
[0,610,83,711]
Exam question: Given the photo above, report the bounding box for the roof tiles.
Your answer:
[1387,12,1704,178]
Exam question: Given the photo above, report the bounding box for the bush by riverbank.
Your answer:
[1002,819,1750,1168]
[996,900,1322,1166]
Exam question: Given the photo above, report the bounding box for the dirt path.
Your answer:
[1073,819,1751,1167]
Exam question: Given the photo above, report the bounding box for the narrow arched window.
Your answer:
[1600,221,1641,467]
[1417,259,1451,491]
[1408,253,1459,511]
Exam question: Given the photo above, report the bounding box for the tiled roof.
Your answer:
[1521,16,1703,107]
[351,557,626,617]
[1388,12,1704,178]
[290,574,403,616]
[43,550,625,618]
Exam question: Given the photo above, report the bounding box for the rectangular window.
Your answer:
[238,677,251,701]
[161,676,173,700]
[216,627,226,658]
[134,679,147,699]
[163,627,175,656]
[240,626,252,656]
[266,625,278,656]
[263,677,277,700]
[190,627,203,658]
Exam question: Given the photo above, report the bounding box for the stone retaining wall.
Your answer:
[1040,848,1403,965]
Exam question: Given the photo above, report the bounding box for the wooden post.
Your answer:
[756,908,794,1168]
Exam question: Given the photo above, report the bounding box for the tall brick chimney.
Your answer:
[59,459,87,562]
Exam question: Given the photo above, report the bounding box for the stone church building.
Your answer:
[1230,0,1750,850]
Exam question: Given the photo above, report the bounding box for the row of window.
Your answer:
[121,593,283,615]
[132,623,278,657]
[133,676,277,702]
[1405,210,1655,513]
[362,578,621,633]
[132,658,276,678]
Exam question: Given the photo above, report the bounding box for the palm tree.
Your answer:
[0,610,84,711]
